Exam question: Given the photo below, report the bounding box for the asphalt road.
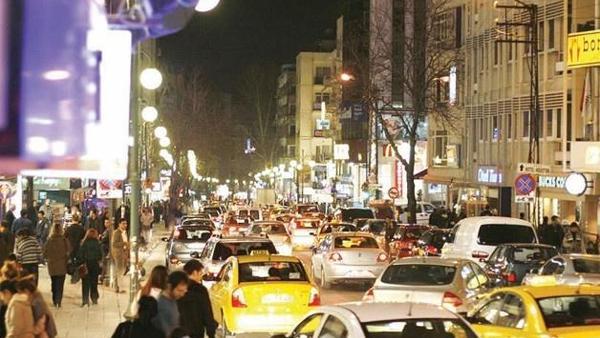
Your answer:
[219,249,367,338]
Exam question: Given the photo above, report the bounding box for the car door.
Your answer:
[489,293,531,338]
[466,262,491,306]
[442,223,461,257]
[312,235,331,275]
[468,293,506,337]
[210,261,233,322]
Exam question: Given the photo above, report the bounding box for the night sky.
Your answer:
[158,0,343,93]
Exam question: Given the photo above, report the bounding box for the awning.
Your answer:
[423,173,475,187]
[414,168,428,179]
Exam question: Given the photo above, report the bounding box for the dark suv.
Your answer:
[482,243,558,286]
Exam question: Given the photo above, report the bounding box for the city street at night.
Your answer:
[3,0,600,338]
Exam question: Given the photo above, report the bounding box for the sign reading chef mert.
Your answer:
[538,175,566,189]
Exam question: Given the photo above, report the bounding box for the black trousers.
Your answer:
[50,275,66,306]
[82,261,100,304]
[21,263,39,286]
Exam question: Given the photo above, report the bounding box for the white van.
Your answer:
[398,202,435,225]
[441,216,538,266]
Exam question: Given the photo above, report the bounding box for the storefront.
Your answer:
[536,173,578,222]
[473,165,512,217]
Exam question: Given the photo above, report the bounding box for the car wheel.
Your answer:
[320,268,331,289]
[220,310,234,337]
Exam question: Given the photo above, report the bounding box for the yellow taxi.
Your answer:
[466,284,600,337]
[209,252,320,336]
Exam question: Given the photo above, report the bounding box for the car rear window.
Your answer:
[174,227,212,241]
[381,264,456,285]
[296,220,319,228]
[396,227,426,239]
[238,261,307,283]
[250,210,260,219]
[573,259,600,273]
[212,241,277,260]
[334,236,379,249]
[538,295,600,328]
[252,223,287,234]
[512,247,558,263]
[363,319,477,338]
[342,209,375,221]
[477,224,536,246]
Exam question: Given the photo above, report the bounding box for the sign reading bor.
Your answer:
[568,30,600,68]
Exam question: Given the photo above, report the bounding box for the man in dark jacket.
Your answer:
[35,211,50,246]
[178,260,217,338]
[11,209,34,235]
[65,214,85,260]
[0,220,14,263]
[539,215,564,250]
[85,209,103,233]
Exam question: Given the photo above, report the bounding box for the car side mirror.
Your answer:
[190,251,200,259]
[203,274,215,282]
[161,237,169,242]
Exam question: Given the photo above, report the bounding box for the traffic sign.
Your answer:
[567,30,600,68]
[514,174,537,195]
[517,162,550,174]
[388,187,399,199]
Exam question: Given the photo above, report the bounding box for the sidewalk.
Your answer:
[39,227,170,338]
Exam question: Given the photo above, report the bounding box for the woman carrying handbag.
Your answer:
[43,222,70,308]
[77,229,103,307]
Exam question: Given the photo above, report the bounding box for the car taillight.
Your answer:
[308,287,320,306]
[328,252,343,262]
[173,229,180,238]
[503,272,517,283]
[471,250,489,259]
[231,288,247,308]
[363,287,374,302]
[376,252,388,263]
[442,291,463,309]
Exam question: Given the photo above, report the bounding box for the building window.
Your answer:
[507,113,513,140]
[289,104,296,115]
[557,108,562,138]
[289,125,296,137]
[479,118,485,141]
[538,21,544,51]
[432,130,448,165]
[546,109,553,138]
[315,92,330,104]
[314,67,331,85]
[492,116,499,141]
[471,119,477,152]
[287,145,296,158]
[508,38,514,61]
[522,111,530,138]
[494,43,500,65]
[548,19,555,49]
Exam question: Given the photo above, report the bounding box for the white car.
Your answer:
[441,216,538,266]
[364,256,490,314]
[290,218,320,249]
[271,301,478,338]
[311,232,388,288]
[398,202,435,225]
[248,221,293,255]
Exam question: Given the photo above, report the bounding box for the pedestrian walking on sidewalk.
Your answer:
[0,220,15,264]
[34,212,50,247]
[43,222,70,308]
[16,279,57,338]
[65,214,85,262]
[178,260,217,338]
[153,271,189,337]
[111,219,129,293]
[14,229,42,287]
[132,265,168,315]
[11,210,34,236]
[78,229,103,306]
[1,279,35,338]
[140,208,154,246]
[112,296,165,338]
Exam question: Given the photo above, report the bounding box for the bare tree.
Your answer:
[346,0,462,222]
[238,64,280,168]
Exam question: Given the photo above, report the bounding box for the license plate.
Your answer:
[262,294,292,304]
[347,270,371,277]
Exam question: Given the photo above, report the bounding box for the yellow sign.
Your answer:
[567,30,600,68]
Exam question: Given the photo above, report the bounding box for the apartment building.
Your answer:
[275,64,297,164]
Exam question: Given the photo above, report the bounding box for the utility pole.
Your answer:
[494,1,540,225]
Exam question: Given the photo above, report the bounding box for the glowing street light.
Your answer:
[290,160,298,168]
[139,68,163,90]
[141,106,158,122]
[154,126,167,139]
[195,0,220,12]
[159,137,171,147]
[340,72,355,82]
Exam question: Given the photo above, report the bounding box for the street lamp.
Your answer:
[141,106,158,122]
[139,68,163,90]
[340,72,355,82]
[195,0,221,12]
[154,126,167,139]
[159,136,171,147]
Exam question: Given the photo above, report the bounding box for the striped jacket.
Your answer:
[15,236,42,265]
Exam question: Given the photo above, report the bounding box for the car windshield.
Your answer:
[334,236,378,249]
[368,221,386,234]
[252,223,287,234]
[342,209,374,221]
[381,264,456,285]
[238,210,249,217]
[174,227,212,241]
[512,246,558,263]
[396,227,426,240]
[297,205,318,214]
[182,219,213,228]
[238,261,308,282]
[249,210,260,219]
[537,295,600,328]
[363,319,477,338]
[572,259,600,273]
[477,224,536,246]
[212,241,277,260]
[204,208,220,216]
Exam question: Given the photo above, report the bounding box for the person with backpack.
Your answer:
[78,229,103,306]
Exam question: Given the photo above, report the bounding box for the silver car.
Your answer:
[248,221,292,255]
[272,302,478,338]
[522,253,600,286]
[311,232,388,288]
[364,256,490,314]
[164,225,214,271]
